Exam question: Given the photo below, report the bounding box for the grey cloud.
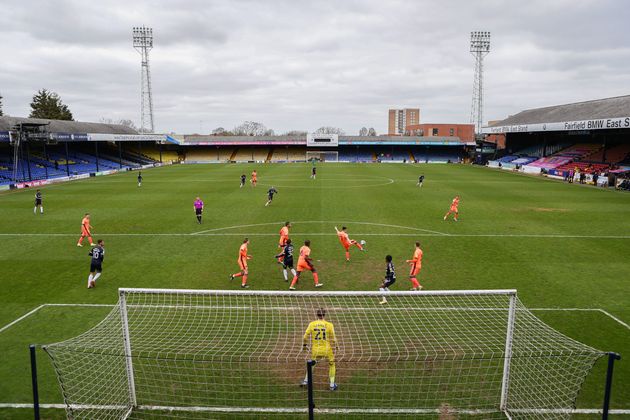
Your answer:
[0,0,628,134]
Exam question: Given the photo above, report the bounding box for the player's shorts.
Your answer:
[409,264,420,276]
[35,199,42,206]
[312,348,334,363]
[297,262,314,272]
[195,208,203,215]
[279,238,287,246]
[341,242,351,251]
[383,277,396,288]
[81,229,91,237]
[90,262,102,273]
[450,206,458,212]
[267,195,274,201]
[282,258,294,269]
[238,259,248,271]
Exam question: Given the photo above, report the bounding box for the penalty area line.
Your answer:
[1,304,628,334]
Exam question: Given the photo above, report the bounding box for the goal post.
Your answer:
[43,288,607,419]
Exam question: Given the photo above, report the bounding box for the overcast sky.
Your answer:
[0,0,628,134]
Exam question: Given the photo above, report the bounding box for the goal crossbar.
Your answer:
[118,287,518,297]
[42,287,607,420]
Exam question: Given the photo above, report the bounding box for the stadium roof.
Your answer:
[491,95,630,126]
[0,116,138,134]
[483,95,630,134]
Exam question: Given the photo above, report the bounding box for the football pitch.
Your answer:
[0,163,629,419]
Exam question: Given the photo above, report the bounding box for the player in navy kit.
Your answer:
[275,238,297,281]
[34,190,43,214]
[311,166,317,179]
[137,172,143,187]
[240,174,247,188]
[265,186,278,207]
[87,239,105,288]
[416,175,424,187]
[378,255,396,304]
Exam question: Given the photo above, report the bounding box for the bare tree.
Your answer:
[359,127,368,136]
[314,126,345,135]
[100,117,138,131]
[212,127,226,135]
[233,121,272,136]
[283,130,308,136]
[368,127,377,136]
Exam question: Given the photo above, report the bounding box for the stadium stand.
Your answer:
[270,147,307,162]
[526,144,602,170]
[184,148,233,162]
[587,143,630,164]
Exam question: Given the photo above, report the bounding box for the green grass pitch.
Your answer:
[0,163,628,419]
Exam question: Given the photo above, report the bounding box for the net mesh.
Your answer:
[43,289,604,419]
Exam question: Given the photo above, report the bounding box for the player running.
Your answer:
[230,238,251,288]
[193,197,204,224]
[406,242,423,290]
[251,170,258,187]
[277,222,291,261]
[77,213,95,247]
[334,226,364,261]
[311,166,317,179]
[265,186,278,206]
[416,174,424,187]
[240,174,246,188]
[34,189,43,215]
[87,239,105,288]
[275,238,296,281]
[443,195,460,221]
[137,172,142,187]
[301,308,338,391]
[290,240,322,289]
[378,255,396,304]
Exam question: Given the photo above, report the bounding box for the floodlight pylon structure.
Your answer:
[133,26,155,133]
[470,31,491,136]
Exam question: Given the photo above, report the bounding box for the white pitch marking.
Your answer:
[1,232,629,239]
[2,304,628,334]
[0,404,628,415]
[192,220,449,236]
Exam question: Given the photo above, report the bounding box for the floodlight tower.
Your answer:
[133,26,155,133]
[470,31,491,135]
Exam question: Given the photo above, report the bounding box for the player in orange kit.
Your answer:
[334,226,364,261]
[289,240,322,290]
[406,242,424,290]
[230,238,252,288]
[443,195,460,221]
[77,213,95,247]
[251,170,258,187]
[277,222,291,262]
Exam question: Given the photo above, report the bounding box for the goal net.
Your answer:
[306,151,338,162]
[43,289,604,419]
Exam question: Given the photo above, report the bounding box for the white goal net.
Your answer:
[43,289,604,419]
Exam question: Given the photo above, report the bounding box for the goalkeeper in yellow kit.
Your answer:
[301,308,338,390]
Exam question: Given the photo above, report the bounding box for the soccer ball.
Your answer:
[360,240,366,246]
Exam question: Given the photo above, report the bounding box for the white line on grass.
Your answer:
[1,232,629,238]
[191,220,449,236]
[0,403,628,415]
[2,304,628,333]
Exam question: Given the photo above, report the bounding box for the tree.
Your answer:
[368,127,377,136]
[314,126,345,135]
[233,121,273,136]
[99,117,138,131]
[0,92,3,116]
[29,89,74,120]
[283,130,308,136]
[359,127,368,136]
